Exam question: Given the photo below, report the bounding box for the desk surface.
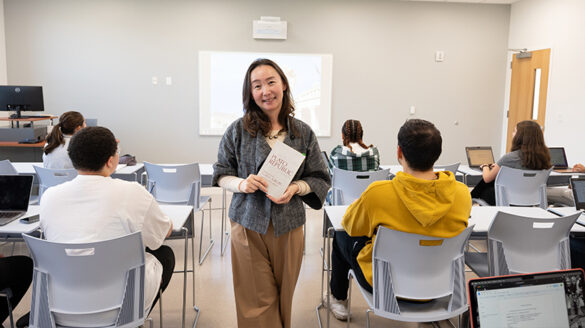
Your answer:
[13,162,144,175]
[0,204,193,235]
[458,164,585,177]
[0,116,57,122]
[324,205,585,234]
[0,141,46,148]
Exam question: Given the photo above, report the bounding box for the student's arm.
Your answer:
[481,163,500,183]
[573,163,585,173]
[341,187,375,237]
[142,199,173,250]
[166,222,173,238]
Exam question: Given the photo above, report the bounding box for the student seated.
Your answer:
[327,119,471,321]
[329,119,380,173]
[471,120,551,205]
[40,127,174,324]
[0,256,33,328]
[43,111,86,169]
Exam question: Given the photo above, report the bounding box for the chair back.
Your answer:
[23,232,146,328]
[144,162,201,207]
[494,166,551,208]
[0,160,18,175]
[33,166,78,200]
[487,211,580,276]
[434,162,460,175]
[330,167,390,205]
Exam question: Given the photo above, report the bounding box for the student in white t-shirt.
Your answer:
[43,111,86,169]
[40,127,174,326]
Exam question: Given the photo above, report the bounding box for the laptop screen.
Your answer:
[468,269,585,328]
[549,147,569,169]
[466,147,495,168]
[0,175,33,211]
[571,178,585,211]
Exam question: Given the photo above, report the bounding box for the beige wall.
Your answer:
[4,0,510,164]
[507,0,585,164]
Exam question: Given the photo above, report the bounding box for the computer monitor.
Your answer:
[0,85,44,118]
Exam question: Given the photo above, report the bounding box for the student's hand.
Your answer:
[239,174,268,193]
[573,163,585,173]
[266,184,299,205]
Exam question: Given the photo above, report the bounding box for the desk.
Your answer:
[380,164,465,182]
[458,165,585,187]
[0,206,41,235]
[12,162,145,183]
[0,141,46,162]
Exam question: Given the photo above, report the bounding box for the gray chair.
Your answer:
[330,167,390,205]
[434,162,460,175]
[347,225,474,327]
[494,166,552,208]
[465,211,580,277]
[0,160,18,175]
[33,166,77,201]
[23,232,146,328]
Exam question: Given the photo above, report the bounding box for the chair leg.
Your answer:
[198,206,215,265]
[347,275,352,328]
[365,309,372,328]
[220,188,230,256]
[146,317,153,328]
[1,289,14,328]
[158,289,163,328]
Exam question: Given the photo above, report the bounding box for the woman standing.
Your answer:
[212,58,330,328]
[43,111,86,169]
[471,120,551,205]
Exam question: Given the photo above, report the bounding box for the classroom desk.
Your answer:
[457,164,585,187]
[1,205,196,328]
[12,162,145,183]
[380,164,465,182]
[317,205,585,328]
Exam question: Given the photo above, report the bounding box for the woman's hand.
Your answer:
[239,174,268,193]
[573,163,585,173]
[266,183,300,205]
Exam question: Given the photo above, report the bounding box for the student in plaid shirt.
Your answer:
[328,119,380,173]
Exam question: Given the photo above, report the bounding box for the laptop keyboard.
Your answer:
[0,212,23,226]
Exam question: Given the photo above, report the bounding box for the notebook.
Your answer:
[465,147,495,169]
[468,269,585,328]
[571,178,585,211]
[550,147,573,173]
[0,175,33,225]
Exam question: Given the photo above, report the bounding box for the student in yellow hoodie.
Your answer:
[327,119,471,321]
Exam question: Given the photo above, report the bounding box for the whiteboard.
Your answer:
[198,51,333,136]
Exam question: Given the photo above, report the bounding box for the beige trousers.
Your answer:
[230,220,304,328]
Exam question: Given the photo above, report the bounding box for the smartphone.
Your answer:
[20,214,40,224]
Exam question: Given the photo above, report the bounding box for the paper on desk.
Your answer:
[258,141,305,198]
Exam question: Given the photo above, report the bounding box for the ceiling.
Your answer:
[403,0,519,4]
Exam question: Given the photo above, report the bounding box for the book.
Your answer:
[258,141,306,198]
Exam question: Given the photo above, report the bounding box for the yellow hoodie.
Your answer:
[341,170,471,286]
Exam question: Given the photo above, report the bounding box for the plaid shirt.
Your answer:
[328,145,380,173]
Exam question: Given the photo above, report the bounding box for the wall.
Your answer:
[0,0,5,84]
[508,0,585,164]
[4,0,510,164]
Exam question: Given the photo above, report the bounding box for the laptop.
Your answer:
[468,269,585,328]
[0,175,33,225]
[465,147,495,171]
[571,177,585,211]
[550,147,573,173]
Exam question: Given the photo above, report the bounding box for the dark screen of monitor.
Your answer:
[0,86,44,113]
[0,176,32,210]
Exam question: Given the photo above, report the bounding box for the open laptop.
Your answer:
[0,175,33,225]
[550,147,574,173]
[468,269,585,328]
[571,177,585,211]
[465,147,495,171]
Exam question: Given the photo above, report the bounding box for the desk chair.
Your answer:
[23,232,146,328]
[0,160,18,175]
[494,166,552,208]
[434,162,460,175]
[465,211,580,277]
[330,167,390,205]
[347,225,474,328]
[33,166,77,201]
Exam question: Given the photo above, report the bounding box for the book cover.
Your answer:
[258,141,305,198]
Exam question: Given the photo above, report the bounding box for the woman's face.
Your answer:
[250,65,286,117]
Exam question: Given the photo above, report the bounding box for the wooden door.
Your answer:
[506,48,551,151]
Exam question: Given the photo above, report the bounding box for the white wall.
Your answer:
[0,0,7,84]
[3,0,510,164]
[508,0,585,164]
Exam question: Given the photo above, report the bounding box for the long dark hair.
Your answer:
[242,58,297,138]
[342,119,372,152]
[510,120,551,170]
[44,111,84,155]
